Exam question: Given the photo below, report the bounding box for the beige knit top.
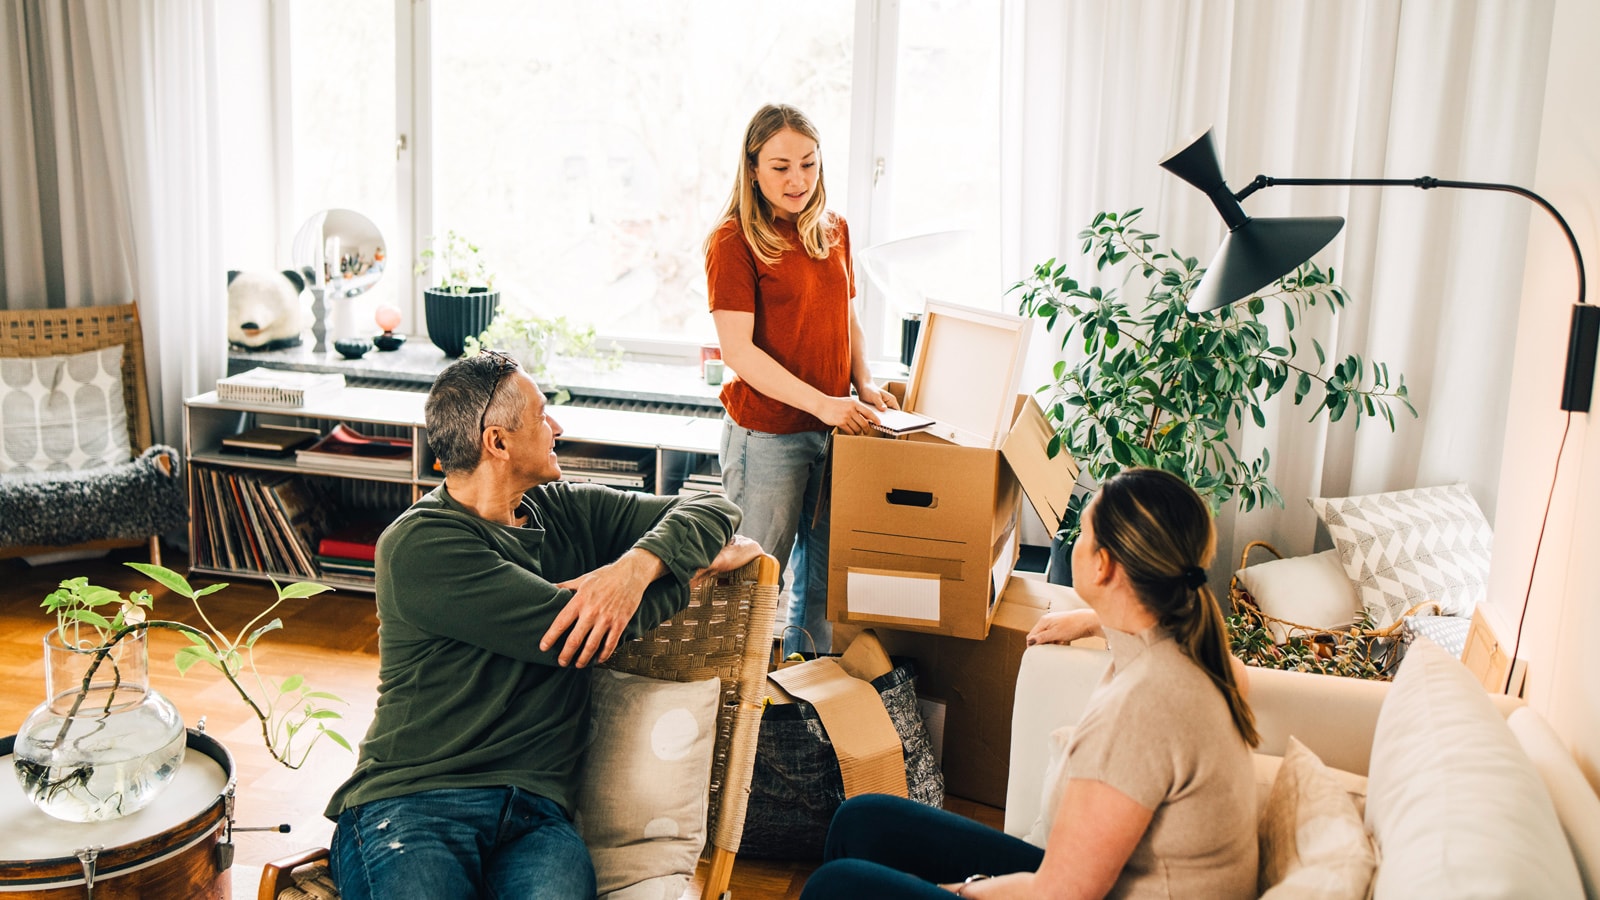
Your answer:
[1063,625,1257,899]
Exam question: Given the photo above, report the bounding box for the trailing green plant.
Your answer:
[416,229,495,294]
[1013,208,1417,544]
[463,308,621,390]
[1227,607,1397,681]
[40,563,350,768]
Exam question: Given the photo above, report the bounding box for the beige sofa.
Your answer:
[1006,639,1600,898]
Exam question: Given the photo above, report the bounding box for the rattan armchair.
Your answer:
[0,303,167,564]
[259,552,780,900]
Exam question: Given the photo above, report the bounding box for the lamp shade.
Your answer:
[1188,215,1345,313]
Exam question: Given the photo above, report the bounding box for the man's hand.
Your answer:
[1027,608,1102,646]
[543,549,663,668]
[690,535,764,592]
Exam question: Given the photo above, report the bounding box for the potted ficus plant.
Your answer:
[417,230,501,358]
[13,563,349,822]
[1012,208,1417,559]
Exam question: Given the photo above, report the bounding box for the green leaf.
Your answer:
[279,582,333,600]
[125,563,198,598]
[279,673,305,694]
[324,730,354,752]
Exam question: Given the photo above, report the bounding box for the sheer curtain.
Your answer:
[0,0,226,446]
[1001,0,1556,573]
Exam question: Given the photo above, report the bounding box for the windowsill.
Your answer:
[227,341,912,412]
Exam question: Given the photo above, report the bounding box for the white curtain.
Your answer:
[0,0,227,446]
[1001,0,1556,574]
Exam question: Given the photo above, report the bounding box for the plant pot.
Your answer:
[13,627,185,822]
[1047,535,1074,586]
[424,287,500,358]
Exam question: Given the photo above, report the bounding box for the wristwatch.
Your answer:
[955,874,992,897]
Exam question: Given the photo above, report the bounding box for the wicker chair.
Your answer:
[0,302,166,565]
[259,553,780,900]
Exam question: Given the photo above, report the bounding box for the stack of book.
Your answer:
[217,368,345,407]
[297,423,414,476]
[220,424,321,457]
[679,458,725,496]
[560,443,655,492]
[315,517,390,583]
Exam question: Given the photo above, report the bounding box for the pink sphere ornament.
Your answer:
[374,305,403,333]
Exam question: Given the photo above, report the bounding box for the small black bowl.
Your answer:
[373,332,407,352]
[334,338,373,359]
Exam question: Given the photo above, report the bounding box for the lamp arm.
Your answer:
[1236,174,1585,305]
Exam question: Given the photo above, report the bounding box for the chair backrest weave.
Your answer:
[0,302,151,454]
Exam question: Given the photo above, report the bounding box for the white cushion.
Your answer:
[0,345,130,473]
[1310,483,1493,626]
[1025,725,1073,847]
[1235,548,1360,642]
[1505,706,1600,898]
[1365,637,1582,898]
[1257,736,1376,899]
[575,670,720,900]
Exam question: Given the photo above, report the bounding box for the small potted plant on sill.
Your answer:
[462,307,621,399]
[1012,208,1417,567]
[12,564,349,823]
[417,230,501,358]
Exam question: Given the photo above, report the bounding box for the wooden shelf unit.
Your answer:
[184,388,724,593]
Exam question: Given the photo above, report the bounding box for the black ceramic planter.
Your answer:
[424,287,500,358]
[1047,534,1074,586]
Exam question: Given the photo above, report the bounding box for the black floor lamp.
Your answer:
[1158,127,1595,694]
[1159,127,1596,412]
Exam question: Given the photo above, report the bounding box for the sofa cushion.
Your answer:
[1257,736,1376,899]
[574,670,719,900]
[1309,483,1492,627]
[1365,637,1582,898]
[1505,706,1600,898]
[1235,548,1360,642]
[0,345,130,473]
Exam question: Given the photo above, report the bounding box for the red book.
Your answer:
[317,517,391,562]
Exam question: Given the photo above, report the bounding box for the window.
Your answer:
[280,0,1001,361]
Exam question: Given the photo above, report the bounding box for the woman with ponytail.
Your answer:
[800,468,1258,900]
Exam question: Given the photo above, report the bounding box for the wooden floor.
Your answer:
[0,547,1002,899]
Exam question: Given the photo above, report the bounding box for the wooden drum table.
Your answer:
[0,730,235,899]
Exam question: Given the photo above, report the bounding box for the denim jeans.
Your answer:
[799,794,1046,898]
[330,788,595,900]
[720,418,832,655]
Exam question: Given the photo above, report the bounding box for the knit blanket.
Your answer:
[0,445,187,547]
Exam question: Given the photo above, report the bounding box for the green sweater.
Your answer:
[325,481,740,819]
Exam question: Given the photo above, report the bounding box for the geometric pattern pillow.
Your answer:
[1308,484,1493,628]
[575,670,720,900]
[1399,614,1472,659]
[0,345,130,474]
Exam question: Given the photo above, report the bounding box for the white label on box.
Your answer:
[991,527,1019,604]
[846,569,941,621]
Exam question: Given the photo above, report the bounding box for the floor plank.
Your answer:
[0,548,1004,899]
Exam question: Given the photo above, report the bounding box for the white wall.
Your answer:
[1486,0,1600,790]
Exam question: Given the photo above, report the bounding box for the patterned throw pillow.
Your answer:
[0,345,130,473]
[1399,614,1472,658]
[575,670,720,900]
[1309,484,1492,628]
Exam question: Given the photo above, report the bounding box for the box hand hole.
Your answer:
[885,488,937,508]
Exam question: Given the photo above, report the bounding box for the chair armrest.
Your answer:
[257,846,330,900]
[1004,644,1111,837]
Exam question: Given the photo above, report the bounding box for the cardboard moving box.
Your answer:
[828,392,1079,639]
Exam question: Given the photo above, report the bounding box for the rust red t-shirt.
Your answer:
[705,214,854,434]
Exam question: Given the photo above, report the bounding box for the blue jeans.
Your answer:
[330,788,595,900]
[799,794,1046,898]
[720,418,832,655]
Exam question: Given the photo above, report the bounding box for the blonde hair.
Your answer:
[1089,468,1260,747]
[707,104,836,266]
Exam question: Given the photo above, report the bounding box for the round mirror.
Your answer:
[292,209,395,343]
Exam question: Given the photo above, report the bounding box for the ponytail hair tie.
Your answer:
[1182,566,1207,589]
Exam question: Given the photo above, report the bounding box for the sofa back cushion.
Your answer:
[1505,706,1600,898]
[1365,637,1581,898]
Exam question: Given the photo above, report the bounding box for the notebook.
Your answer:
[869,408,936,436]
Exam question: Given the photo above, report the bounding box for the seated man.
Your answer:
[326,350,759,900]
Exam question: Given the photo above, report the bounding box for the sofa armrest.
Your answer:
[1240,665,1392,776]
[1004,643,1111,837]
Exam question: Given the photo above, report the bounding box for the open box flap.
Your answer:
[1000,395,1080,533]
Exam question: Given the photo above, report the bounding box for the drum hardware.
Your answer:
[73,846,101,899]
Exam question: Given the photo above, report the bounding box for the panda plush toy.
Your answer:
[227,269,313,351]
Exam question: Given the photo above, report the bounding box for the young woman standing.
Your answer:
[705,103,896,655]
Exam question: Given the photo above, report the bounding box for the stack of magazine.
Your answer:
[560,442,655,491]
[217,367,345,407]
[679,458,725,496]
[296,423,413,476]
